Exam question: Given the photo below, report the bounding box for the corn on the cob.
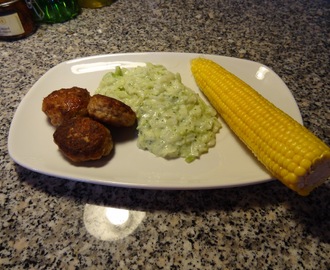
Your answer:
[191,57,330,196]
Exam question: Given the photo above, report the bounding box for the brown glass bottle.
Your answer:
[78,0,112,9]
[0,0,37,41]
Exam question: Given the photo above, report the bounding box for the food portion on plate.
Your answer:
[42,87,137,162]
[53,116,113,162]
[41,62,221,164]
[87,94,136,127]
[42,87,91,127]
[191,57,330,196]
[96,63,221,163]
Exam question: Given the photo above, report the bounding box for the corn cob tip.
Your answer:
[294,154,330,196]
[191,57,330,196]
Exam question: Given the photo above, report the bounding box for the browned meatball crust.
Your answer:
[87,94,136,127]
[42,87,91,127]
[53,117,113,162]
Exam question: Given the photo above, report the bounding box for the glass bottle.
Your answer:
[78,0,112,9]
[32,0,80,23]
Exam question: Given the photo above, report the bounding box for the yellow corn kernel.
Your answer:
[191,57,330,196]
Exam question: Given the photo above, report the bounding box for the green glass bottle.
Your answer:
[31,0,80,23]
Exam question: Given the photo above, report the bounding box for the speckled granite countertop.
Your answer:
[1,0,329,269]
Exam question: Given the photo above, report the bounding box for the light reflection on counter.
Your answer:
[83,204,146,241]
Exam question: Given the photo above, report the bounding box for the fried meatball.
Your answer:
[42,87,91,127]
[53,117,113,162]
[87,94,136,127]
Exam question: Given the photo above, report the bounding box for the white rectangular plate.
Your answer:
[8,52,303,189]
